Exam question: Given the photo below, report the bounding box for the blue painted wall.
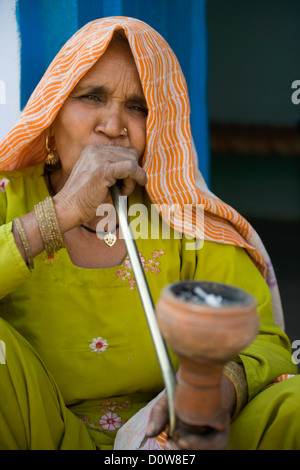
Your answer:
[16,0,209,182]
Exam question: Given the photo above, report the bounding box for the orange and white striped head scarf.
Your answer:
[0,17,283,327]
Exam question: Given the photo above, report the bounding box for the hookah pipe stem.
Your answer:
[110,184,177,437]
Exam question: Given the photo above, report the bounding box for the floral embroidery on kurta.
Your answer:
[100,400,129,412]
[116,250,165,290]
[89,337,108,354]
[81,399,129,433]
[0,178,9,192]
[99,411,122,431]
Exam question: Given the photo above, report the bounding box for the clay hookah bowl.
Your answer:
[155,281,259,437]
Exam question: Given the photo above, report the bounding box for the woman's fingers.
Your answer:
[77,145,147,193]
[164,426,229,450]
[107,159,148,194]
[55,144,147,227]
[146,393,169,437]
[146,390,230,450]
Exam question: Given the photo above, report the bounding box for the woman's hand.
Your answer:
[146,375,236,450]
[53,145,148,231]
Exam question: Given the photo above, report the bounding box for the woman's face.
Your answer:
[52,40,148,176]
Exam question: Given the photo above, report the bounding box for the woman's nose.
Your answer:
[95,107,127,139]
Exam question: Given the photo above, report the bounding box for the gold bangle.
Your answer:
[44,197,65,252]
[223,361,248,421]
[34,197,65,256]
[14,218,34,270]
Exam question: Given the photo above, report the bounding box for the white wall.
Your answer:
[0,0,20,141]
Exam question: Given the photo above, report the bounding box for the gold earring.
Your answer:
[45,135,57,166]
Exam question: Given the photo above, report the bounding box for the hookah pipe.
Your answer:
[111,185,259,444]
[111,185,177,436]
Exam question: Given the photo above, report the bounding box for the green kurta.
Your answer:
[0,164,298,449]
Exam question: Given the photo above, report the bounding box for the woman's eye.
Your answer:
[82,95,101,102]
[130,105,148,115]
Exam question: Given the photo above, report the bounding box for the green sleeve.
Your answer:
[0,191,31,300]
[181,239,297,400]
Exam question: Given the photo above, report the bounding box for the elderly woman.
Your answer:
[0,17,299,450]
